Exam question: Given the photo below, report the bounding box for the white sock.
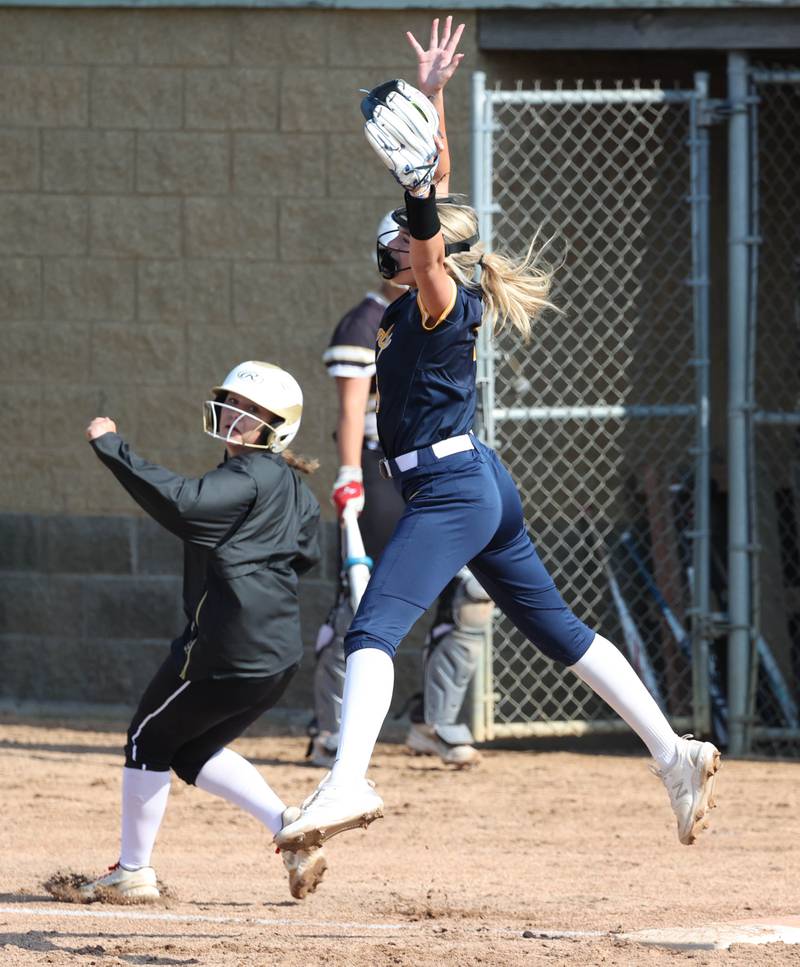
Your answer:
[196,747,286,835]
[330,648,395,784]
[119,767,171,870]
[570,634,678,769]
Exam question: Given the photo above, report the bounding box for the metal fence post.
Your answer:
[470,69,493,742]
[726,51,752,756]
[690,72,712,738]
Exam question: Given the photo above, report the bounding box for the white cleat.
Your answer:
[78,862,159,901]
[405,723,481,768]
[278,807,328,899]
[274,774,383,851]
[655,735,721,845]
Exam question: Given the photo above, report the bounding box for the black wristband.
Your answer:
[403,186,441,241]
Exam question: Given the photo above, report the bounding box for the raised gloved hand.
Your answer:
[331,465,365,517]
[361,79,440,197]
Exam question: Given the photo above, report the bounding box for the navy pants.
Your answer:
[344,441,595,666]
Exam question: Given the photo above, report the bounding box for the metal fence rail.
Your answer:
[470,75,711,741]
[746,66,800,755]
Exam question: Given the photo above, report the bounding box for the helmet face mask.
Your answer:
[203,398,283,451]
[375,210,407,280]
[204,361,303,453]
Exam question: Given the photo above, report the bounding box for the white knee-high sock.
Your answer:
[570,634,678,768]
[119,767,172,870]
[196,747,286,835]
[330,648,395,784]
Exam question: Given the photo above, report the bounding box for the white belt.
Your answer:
[379,433,475,479]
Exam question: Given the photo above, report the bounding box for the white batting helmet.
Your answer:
[204,360,303,453]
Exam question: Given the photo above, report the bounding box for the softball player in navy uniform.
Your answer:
[81,361,327,902]
[311,225,491,769]
[277,18,720,855]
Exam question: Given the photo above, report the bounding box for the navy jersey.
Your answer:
[322,292,388,442]
[375,282,483,459]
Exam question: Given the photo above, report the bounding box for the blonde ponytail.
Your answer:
[437,203,558,341]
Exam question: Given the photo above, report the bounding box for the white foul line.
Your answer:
[0,905,413,932]
[0,905,607,940]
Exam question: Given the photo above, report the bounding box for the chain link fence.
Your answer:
[471,79,712,740]
[747,68,800,754]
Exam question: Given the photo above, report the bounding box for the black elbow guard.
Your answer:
[403,187,441,241]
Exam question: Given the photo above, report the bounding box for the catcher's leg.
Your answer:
[309,597,351,768]
[407,568,492,767]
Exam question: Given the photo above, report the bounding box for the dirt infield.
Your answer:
[1,715,799,966]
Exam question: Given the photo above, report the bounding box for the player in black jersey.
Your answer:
[79,361,328,902]
[279,20,720,856]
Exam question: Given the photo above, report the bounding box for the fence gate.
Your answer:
[469,75,713,741]
[745,66,800,754]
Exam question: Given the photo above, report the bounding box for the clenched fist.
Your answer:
[86,417,117,441]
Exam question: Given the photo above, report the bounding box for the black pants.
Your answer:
[124,657,297,784]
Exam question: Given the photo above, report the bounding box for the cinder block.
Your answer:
[232,10,327,67]
[42,383,134,449]
[43,258,135,322]
[91,68,182,129]
[137,259,231,324]
[84,575,183,639]
[329,133,400,198]
[0,573,85,636]
[0,195,87,257]
[0,636,166,705]
[135,383,205,452]
[0,67,87,127]
[233,134,325,197]
[42,130,134,193]
[44,11,137,64]
[137,132,230,195]
[186,325,279,391]
[185,68,278,131]
[232,261,328,326]
[0,258,41,321]
[324,259,386,324]
[327,11,468,67]
[90,197,181,258]
[184,197,277,259]
[2,322,91,384]
[135,517,183,576]
[43,514,134,575]
[280,198,397,262]
[0,384,42,449]
[0,513,44,572]
[0,450,59,514]
[0,12,43,63]
[280,67,407,133]
[91,322,186,385]
[0,130,39,190]
[137,11,231,66]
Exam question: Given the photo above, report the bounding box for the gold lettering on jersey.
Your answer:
[376,324,395,359]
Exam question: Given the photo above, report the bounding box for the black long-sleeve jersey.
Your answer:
[91,433,320,680]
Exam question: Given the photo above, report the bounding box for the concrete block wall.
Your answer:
[0,8,472,711]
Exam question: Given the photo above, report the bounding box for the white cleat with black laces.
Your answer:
[274,774,383,851]
[655,735,721,845]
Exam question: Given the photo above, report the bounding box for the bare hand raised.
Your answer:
[406,16,465,98]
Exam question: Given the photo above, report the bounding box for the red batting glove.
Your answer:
[331,466,365,517]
